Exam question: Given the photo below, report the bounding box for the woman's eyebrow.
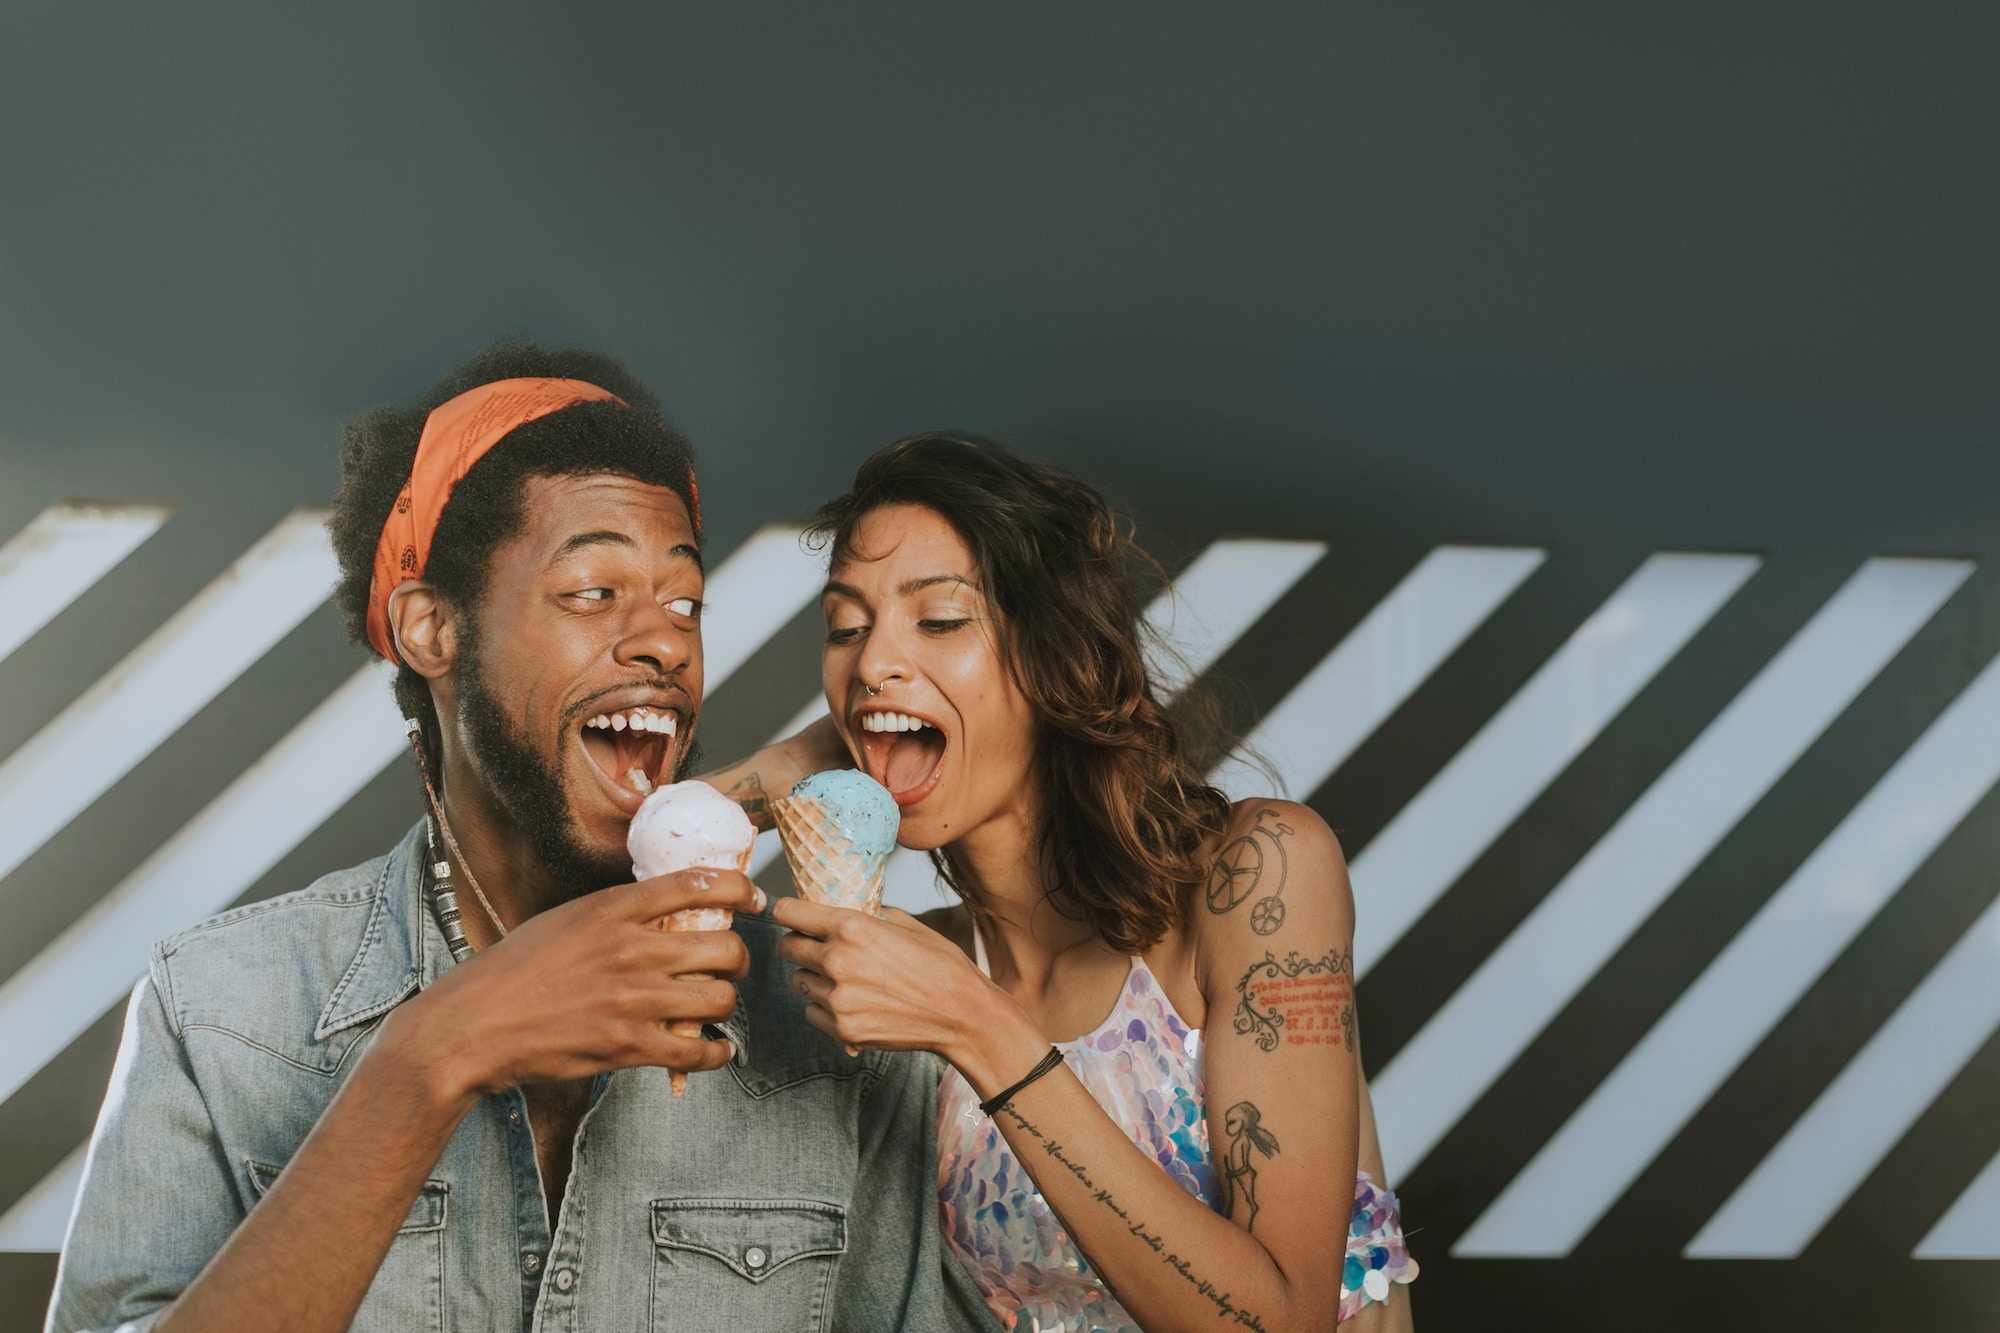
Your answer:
[898,573,974,596]
[822,573,975,601]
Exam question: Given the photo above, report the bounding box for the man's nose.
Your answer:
[615,599,699,682]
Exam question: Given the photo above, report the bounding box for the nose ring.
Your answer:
[865,678,889,696]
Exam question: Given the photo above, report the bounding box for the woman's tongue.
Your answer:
[867,729,945,796]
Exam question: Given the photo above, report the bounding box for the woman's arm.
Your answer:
[772,800,1356,1333]
[695,713,849,830]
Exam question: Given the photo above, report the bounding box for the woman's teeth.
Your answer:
[859,712,932,733]
[586,709,677,736]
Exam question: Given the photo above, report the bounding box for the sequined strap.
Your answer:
[1339,1172,1419,1319]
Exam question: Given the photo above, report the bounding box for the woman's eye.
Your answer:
[826,625,866,646]
[665,597,701,618]
[918,617,971,634]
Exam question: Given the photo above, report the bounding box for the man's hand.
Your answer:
[388,867,764,1102]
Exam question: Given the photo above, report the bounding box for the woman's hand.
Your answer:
[771,898,1044,1082]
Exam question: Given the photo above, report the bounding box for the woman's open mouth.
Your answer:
[579,706,680,804]
[856,710,947,806]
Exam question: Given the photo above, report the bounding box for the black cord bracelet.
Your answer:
[980,1046,1066,1118]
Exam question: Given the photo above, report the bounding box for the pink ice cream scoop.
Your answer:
[627,780,757,1095]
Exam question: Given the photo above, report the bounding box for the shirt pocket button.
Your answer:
[744,1246,768,1271]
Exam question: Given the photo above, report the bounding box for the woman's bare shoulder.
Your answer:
[1192,799,1353,960]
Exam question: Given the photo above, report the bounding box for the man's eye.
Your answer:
[574,588,611,601]
[666,597,701,618]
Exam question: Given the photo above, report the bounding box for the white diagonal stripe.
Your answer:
[1352,553,1759,977]
[1686,893,2000,1257]
[1459,646,2000,1256]
[0,661,405,1108]
[0,1143,85,1252]
[1143,539,1326,697]
[854,539,1332,908]
[0,502,172,668]
[1373,557,1973,1182]
[1916,1146,2000,1258]
[1209,546,1546,801]
[0,510,336,888]
[699,526,823,690]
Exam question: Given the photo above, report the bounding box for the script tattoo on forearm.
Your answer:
[997,1104,1269,1332]
[723,771,767,819]
[1232,948,1355,1053]
[1221,1101,1281,1231]
[1205,808,1295,935]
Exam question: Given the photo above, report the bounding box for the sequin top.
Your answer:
[936,952,1418,1332]
[937,958,1213,1333]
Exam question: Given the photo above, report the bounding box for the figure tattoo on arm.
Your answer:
[1221,1101,1282,1231]
[1206,808,1295,935]
[1232,948,1355,1053]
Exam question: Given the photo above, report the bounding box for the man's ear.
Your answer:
[387,582,459,680]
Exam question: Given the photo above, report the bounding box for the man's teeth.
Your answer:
[627,768,654,795]
[860,712,932,733]
[585,709,677,736]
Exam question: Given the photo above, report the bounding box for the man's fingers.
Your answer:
[629,929,751,980]
[653,977,741,1022]
[618,867,765,920]
[642,1030,738,1075]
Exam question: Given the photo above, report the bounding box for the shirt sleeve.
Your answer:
[44,965,241,1333]
[828,1051,1001,1333]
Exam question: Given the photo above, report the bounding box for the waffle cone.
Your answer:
[655,843,753,1095]
[771,794,889,916]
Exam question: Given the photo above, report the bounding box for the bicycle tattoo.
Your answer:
[1205,807,1294,935]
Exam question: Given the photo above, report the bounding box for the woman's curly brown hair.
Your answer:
[809,432,1236,953]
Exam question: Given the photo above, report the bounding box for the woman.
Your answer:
[707,433,1416,1330]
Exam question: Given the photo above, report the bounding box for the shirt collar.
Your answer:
[314,820,440,1040]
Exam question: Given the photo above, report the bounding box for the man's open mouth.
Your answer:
[580,706,680,799]
[856,710,947,806]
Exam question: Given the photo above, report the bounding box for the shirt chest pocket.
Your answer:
[248,1159,447,1333]
[649,1198,846,1333]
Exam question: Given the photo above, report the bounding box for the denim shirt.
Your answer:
[46,823,998,1333]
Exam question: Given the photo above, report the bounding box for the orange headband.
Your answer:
[365,377,625,663]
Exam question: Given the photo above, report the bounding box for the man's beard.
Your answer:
[454,646,702,899]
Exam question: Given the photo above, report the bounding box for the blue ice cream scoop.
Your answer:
[785,769,900,857]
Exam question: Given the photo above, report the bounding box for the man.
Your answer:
[47,341,993,1332]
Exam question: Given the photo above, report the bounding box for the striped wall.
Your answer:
[1,504,1995,1324]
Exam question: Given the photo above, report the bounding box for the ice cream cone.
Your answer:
[771,793,889,915]
[627,781,757,1096]
[654,842,753,1095]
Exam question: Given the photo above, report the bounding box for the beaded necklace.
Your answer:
[403,717,509,964]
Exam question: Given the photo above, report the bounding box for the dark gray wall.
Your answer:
[3,5,1997,1328]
